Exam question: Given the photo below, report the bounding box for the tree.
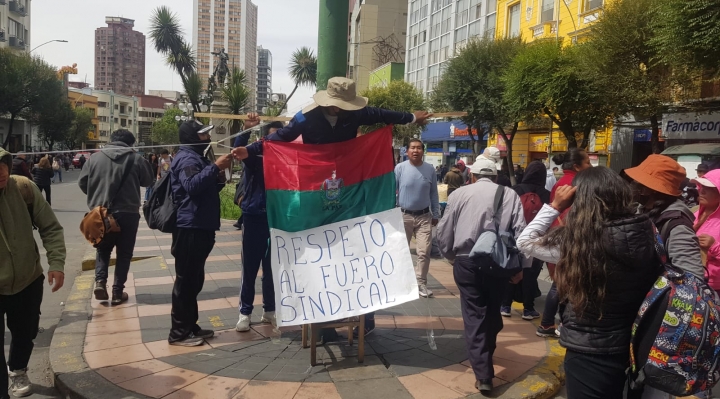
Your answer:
[64,107,94,150]
[281,47,317,111]
[151,109,184,145]
[651,0,720,73]
[37,100,73,151]
[221,66,251,135]
[503,40,612,150]
[433,37,525,183]
[360,80,425,143]
[0,49,65,150]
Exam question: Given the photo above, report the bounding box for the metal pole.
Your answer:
[30,39,68,53]
[317,0,349,90]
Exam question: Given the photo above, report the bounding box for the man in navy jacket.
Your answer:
[234,77,432,337]
[168,120,232,346]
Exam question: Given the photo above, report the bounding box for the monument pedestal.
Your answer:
[210,89,230,155]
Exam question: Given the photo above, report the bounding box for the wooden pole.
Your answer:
[194,111,467,122]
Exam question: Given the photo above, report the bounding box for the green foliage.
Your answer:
[183,71,204,112]
[220,184,241,220]
[64,107,94,150]
[503,40,611,149]
[0,49,66,149]
[221,67,251,134]
[360,80,425,143]
[281,47,317,112]
[651,0,720,73]
[37,100,74,151]
[151,109,184,145]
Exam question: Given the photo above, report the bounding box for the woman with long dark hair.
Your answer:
[517,167,661,398]
[145,153,159,202]
[32,157,54,205]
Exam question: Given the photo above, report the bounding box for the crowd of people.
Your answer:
[2,75,719,398]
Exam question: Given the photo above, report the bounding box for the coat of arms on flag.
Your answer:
[262,126,419,326]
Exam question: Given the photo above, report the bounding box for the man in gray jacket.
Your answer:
[437,157,526,394]
[79,129,153,305]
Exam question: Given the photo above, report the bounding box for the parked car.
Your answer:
[72,152,92,169]
[661,143,720,179]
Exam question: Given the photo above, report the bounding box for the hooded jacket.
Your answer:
[518,206,662,354]
[0,149,66,295]
[11,157,32,179]
[649,199,704,279]
[443,167,464,196]
[513,161,551,204]
[78,143,154,213]
[694,170,720,290]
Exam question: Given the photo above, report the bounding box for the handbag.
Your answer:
[80,154,135,246]
[469,185,522,277]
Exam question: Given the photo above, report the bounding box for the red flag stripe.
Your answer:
[263,125,395,192]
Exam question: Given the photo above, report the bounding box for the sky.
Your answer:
[31,0,319,113]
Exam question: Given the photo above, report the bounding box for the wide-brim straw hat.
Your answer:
[303,77,368,113]
[624,154,685,197]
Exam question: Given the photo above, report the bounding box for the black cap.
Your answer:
[179,120,214,144]
[697,163,710,172]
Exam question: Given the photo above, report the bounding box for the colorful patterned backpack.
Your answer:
[628,228,720,396]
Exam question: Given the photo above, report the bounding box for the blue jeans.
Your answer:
[239,213,275,315]
[53,169,62,182]
[145,184,154,201]
[95,212,140,292]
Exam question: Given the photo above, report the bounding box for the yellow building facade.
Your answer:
[488,0,613,167]
[67,90,100,142]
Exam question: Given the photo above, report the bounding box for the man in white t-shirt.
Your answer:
[158,149,172,180]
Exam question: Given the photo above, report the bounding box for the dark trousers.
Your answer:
[0,276,43,395]
[95,212,140,292]
[565,349,634,399]
[501,258,543,311]
[239,213,275,315]
[37,184,51,205]
[454,257,508,381]
[169,228,215,342]
[540,281,561,327]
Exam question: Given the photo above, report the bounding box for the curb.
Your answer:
[81,246,156,271]
[49,273,152,399]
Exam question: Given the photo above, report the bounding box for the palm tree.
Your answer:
[281,47,317,111]
[221,66,251,134]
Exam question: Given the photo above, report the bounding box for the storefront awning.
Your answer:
[421,121,489,142]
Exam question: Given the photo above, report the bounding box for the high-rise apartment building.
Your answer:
[0,0,31,52]
[256,46,271,113]
[193,0,258,110]
[348,0,408,93]
[94,17,146,96]
[404,0,494,97]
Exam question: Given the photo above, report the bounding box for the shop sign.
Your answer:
[634,129,651,142]
[449,123,480,138]
[663,112,720,140]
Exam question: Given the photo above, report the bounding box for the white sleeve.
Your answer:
[517,204,562,264]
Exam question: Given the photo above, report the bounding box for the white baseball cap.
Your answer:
[470,157,498,176]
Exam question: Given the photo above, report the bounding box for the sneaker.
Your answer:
[476,379,493,393]
[8,368,31,397]
[522,310,541,320]
[418,284,434,298]
[169,333,205,347]
[233,221,242,230]
[236,314,251,332]
[193,328,215,339]
[536,325,560,338]
[261,311,276,325]
[111,291,128,306]
[94,281,108,301]
[500,306,512,317]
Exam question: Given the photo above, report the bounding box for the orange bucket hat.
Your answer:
[624,154,686,197]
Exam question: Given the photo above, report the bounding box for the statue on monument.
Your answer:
[211,47,230,86]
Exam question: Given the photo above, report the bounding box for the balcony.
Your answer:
[8,36,25,50]
[9,1,27,16]
[0,0,6,5]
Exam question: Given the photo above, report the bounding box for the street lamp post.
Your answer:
[30,39,68,53]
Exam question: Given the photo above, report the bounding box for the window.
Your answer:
[455,26,468,46]
[8,18,23,40]
[585,0,603,11]
[468,20,482,39]
[455,0,469,27]
[508,3,521,38]
[541,0,555,22]
[429,38,440,64]
[485,13,496,38]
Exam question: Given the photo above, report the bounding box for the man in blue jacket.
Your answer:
[234,77,432,338]
[168,120,232,346]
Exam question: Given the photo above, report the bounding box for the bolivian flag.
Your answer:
[263,126,396,232]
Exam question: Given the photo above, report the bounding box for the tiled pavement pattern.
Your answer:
[81,220,556,399]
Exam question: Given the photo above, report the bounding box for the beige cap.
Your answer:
[304,77,369,113]
[470,158,498,176]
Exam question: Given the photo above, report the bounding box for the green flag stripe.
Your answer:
[266,172,396,232]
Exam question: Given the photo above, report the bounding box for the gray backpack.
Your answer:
[469,185,522,277]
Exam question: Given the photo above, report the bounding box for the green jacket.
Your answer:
[0,149,65,295]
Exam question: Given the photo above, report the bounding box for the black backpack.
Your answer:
[142,173,177,233]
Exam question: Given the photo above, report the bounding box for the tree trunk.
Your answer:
[2,112,17,149]
[650,114,662,154]
[498,122,518,186]
[579,121,594,150]
[279,84,300,113]
[558,120,577,149]
[467,123,477,159]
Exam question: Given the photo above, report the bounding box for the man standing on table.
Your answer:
[395,139,441,297]
[234,76,433,337]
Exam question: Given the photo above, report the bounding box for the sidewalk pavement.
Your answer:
[50,219,565,399]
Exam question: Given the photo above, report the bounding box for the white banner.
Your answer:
[663,112,720,140]
[270,208,418,327]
